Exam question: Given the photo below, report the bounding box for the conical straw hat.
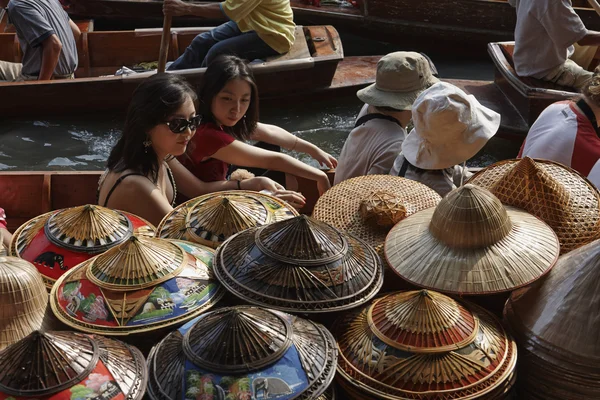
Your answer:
[214,215,384,312]
[50,238,224,335]
[333,290,517,399]
[385,184,560,295]
[0,256,49,350]
[313,175,441,249]
[147,306,337,400]
[157,190,298,248]
[469,157,600,254]
[0,331,147,399]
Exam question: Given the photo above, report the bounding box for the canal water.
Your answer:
[0,32,521,172]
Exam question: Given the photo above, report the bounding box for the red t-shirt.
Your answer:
[179,123,235,182]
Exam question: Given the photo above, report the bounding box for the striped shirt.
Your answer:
[519,101,600,188]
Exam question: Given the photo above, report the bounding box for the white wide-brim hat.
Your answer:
[402,81,500,170]
[357,52,439,111]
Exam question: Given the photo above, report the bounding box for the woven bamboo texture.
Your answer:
[332,290,517,399]
[0,230,5,256]
[214,215,384,313]
[468,157,600,254]
[156,190,298,248]
[313,175,441,249]
[0,331,147,399]
[50,238,224,335]
[385,184,560,295]
[0,256,49,350]
[147,306,337,400]
[504,238,600,399]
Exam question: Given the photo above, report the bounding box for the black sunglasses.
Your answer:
[165,115,202,133]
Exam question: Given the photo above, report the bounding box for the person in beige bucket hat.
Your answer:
[391,81,500,196]
[334,52,439,185]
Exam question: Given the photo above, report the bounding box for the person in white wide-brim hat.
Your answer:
[390,81,501,196]
[334,52,439,185]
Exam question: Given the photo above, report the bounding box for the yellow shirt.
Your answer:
[221,0,295,54]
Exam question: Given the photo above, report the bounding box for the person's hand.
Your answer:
[309,147,338,169]
[240,177,284,192]
[272,190,306,209]
[163,0,190,16]
[316,172,331,195]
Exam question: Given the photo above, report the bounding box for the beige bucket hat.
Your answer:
[385,184,560,295]
[356,52,439,111]
[403,81,500,170]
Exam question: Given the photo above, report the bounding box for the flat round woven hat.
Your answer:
[333,290,517,399]
[146,306,337,400]
[156,190,299,248]
[10,205,155,288]
[385,184,560,295]
[504,238,600,399]
[468,157,600,254]
[50,237,224,335]
[313,175,441,249]
[214,215,384,313]
[0,330,147,399]
[0,256,50,350]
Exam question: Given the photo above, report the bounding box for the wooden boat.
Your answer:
[0,20,376,118]
[61,0,600,57]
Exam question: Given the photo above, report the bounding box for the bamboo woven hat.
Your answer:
[313,175,441,249]
[10,204,155,288]
[504,239,600,399]
[156,190,298,248]
[50,237,224,335]
[469,157,600,254]
[333,290,517,399]
[214,215,384,313]
[147,306,337,400]
[0,331,147,399]
[385,184,560,295]
[0,256,50,351]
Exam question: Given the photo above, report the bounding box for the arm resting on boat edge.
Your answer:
[163,0,225,19]
[211,141,332,195]
[578,31,600,47]
[39,34,62,80]
[251,123,338,169]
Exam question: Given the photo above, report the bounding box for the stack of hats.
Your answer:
[385,184,559,296]
[0,330,147,400]
[214,215,384,313]
[10,204,155,288]
[147,306,337,400]
[469,157,600,253]
[0,256,52,350]
[156,191,298,248]
[333,290,517,399]
[504,239,600,399]
[50,236,224,335]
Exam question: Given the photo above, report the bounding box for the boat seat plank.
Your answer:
[267,26,311,62]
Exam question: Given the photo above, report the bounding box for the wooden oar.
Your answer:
[587,0,600,16]
[157,14,172,73]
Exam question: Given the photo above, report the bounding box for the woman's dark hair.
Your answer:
[106,74,197,182]
[583,65,600,107]
[198,55,259,141]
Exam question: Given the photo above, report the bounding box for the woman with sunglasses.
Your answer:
[98,73,298,226]
[180,55,336,197]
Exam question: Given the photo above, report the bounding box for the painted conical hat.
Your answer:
[156,190,298,248]
[214,215,384,312]
[504,239,600,399]
[313,175,441,249]
[10,205,155,288]
[334,290,517,400]
[50,238,224,335]
[0,256,49,350]
[0,331,147,399]
[469,157,600,253]
[385,184,560,295]
[147,306,337,400]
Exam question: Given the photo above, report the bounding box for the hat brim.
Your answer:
[357,76,439,111]
[384,206,559,295]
